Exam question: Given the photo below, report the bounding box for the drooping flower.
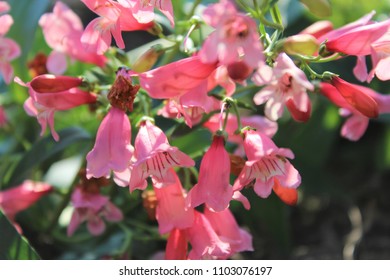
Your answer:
[203,207,253,255]
[129,120,194,191]
[39,1,106,74]
[253,53,314,122]
[233,130,301,199]
[165,228,188,260]
[199,0,264,68]
[187,135,233,212]
[67,187,123,236]
[0,180,52,221]
[15,75,97,141]
[80,0,153,55]
[138,56,217,99]
[154,169,194,234]
[86,107,134,179]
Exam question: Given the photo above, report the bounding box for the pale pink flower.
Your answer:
[204,207,253,255]
[367,31,390,82]
[253,53,314,122]
[320,79,389,141]
[233,130,301,199]
[154,169,194,234]
[15,75,97,141]
[0,1,10,13]
[199,0,264,68]
[86,107,134,179]
[187,135,233,212]
[129,120,194,191]
[123,0,174,27]
[186,211,231,260]
[39,1,106,74]
[0,180,52,221]
[81,0,153,54]
[139,56,217,99]
[0,30,20,84]
[67,187,123,236]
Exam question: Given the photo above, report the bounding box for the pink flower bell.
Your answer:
[233,130,301,199]
[15,75,97,141]
[253,53,314,122]
[187,135,233,212]
[129,120,194,191]
[86,107,134,179]
[124,0,174,27]
[165,228,188,260]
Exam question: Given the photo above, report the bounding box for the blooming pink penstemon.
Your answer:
[199,0,264,69]
[81,0,153,55]
[123,0,174,27]
[39,1,106,74]
[67,187,123,236]
[15,75,97,141]
[253,52,314,122]
[129,120,195,191]
[86,107,134,179]
[233,129,301,199]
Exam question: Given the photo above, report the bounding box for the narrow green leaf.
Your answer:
[0,211,40,260]
[6,127,91,188]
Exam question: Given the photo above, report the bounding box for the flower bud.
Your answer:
[132,45,164,73]
[282,34,319,56]
[299,0,332,18]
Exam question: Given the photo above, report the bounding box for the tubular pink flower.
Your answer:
[124,0,174,27]
[0,180,52,221]
[0,37,21,84]
[165,228,188,260]
[204,207,253,255]
[233,130,301,199]
[67,188,123,236]
[154,169,194,234]
[253,53,314,122]
[187,135,233,212]
[139,56,217,99]
[15,75,97,141]
[39,1,106,73]
[0,105,7,127]
[199,0,264,68]
[86,107,134,179]
[129,120,194,191]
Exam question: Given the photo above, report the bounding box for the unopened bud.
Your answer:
[227,61,253,81]
[299,0,332,18]
[147,22,163,36]
[283,34,319,56]
[300,20,333,38]
[132,45,164,73]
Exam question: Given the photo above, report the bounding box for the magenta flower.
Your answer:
[253,53,314,122]
[187,135,233,212]
[204,207,253,255]
[124,0,174,27]
[0,105,7,127]
[15,75,97,141]
[154,169,194,234]
[80,0,153,54]
[129,120,194,191]
[233,130,301,199]
[86,107,134,179]
[139,56,217,99]
[39,1,106,74]
[67,187,123,236]
[199,0,264,68]
[0,7,20,84]
[165,228,188,260]
[0,180,52,221]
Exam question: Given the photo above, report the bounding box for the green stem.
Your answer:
[186,0,202,20]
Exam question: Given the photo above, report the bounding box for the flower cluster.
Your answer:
[3,0,390,260]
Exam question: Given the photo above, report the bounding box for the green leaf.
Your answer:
[171,128,212,158]
[0,211,40,260]
[6,127,91,188]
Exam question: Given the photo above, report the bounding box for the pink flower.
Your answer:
[39,1,106,74]
[154,169,194,234]
[366,32,390,82]
[253,53,314,122]
[86,107,134,179]
[204,207,253,255]
[0,180,52,221]
[233,130,301,199]
[0,1,10,13]
[123,0,174,27]
[81,0,153,55]
[67,187,123,236]
[15,75,97,141]
[199,0,264,68]
[187,135,233,212]
[139,56,217,99]
[0,21,20,84]
[0,105,7,127]
[320,79,388,141]
[165,228,188,260]
[129,120,194,191]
